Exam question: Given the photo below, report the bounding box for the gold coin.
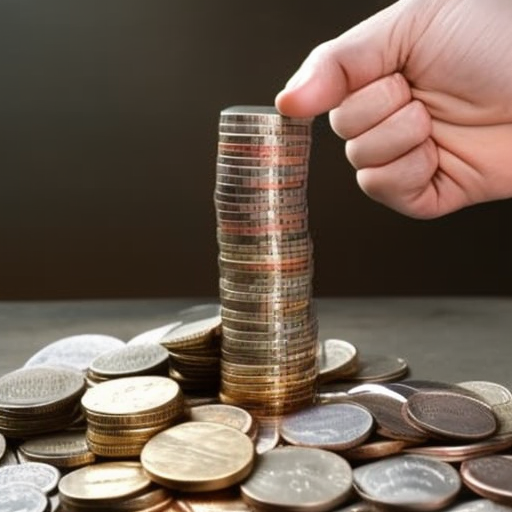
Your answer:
[175,488,252,511]
[141,421,254,492]
[58,461,151,501]
[81,376,181,416]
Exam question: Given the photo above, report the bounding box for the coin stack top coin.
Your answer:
[81,376,184,458]
[215,105,318,417]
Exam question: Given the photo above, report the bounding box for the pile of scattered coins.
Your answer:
[215,105,318,417]
[0,306,512,511]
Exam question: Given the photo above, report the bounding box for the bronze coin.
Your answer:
[460,456,512,504]
[404,390,497,440]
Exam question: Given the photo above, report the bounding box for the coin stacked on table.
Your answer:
[81,376,184,458]
[0,367,85,438]
[215,105,318,417]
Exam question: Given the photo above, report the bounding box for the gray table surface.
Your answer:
[1,297,512,386]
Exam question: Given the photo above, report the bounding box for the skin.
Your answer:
[275,0,512,219]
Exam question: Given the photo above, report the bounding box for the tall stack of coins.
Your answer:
[215,106,318,416]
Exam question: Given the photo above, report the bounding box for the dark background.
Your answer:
[1,0,511,300]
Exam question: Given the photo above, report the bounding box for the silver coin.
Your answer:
[240,446,352,512]
[318,339,358,382]
[280,403,373,450]
[89,344,169,377]
[351,354,408,382]
[255,420,280,455]
[0,462,60,494]
[24,334,125,371]
[457,381,512,407]
[0,434,5,461]
[0,367,85,412]
[443,499,512,511]
[0,482,48,512]
[126,322,181,346]
[332,503,379,512]
[353,454,461,510]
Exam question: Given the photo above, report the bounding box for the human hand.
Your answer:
[275,0,512,218]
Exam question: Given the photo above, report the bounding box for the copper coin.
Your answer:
[353,454,461,510]
[175,488,252,512]
[24,334,125,371]
[460,456,512,504]
[341,436,412,461]
[240,446,352,512]
[404,390,497,440]
[141,421,254,492]
[280,403,373,450]
[0,482,48,512]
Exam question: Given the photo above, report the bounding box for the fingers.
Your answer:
[356,138,441,219]
[275,1,413,117]
[346,100,431,169]
[330,73,412,140]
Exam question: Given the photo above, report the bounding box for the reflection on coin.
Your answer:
[126,322,181,346]
[333,503,379,512]
[0,433,5,460]
[58,461,151,501]
[317,339,358,383]
[353,454,461,510]
[255,420,280,454]
[189,404,255,437]
[404,391,497,440]
[24,334,125,371]
[443,499,512,511]
[141,421,254,492]
[19,431,95,468]
[0,482,48,512]
[175,488,253,512]
[280,403,373,450]
[460,456,512,504]
[240,446,352,512]
[0,462,60,494]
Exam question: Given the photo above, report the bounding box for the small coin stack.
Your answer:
[215,105,318,416]
[0,367,85,438]
[81,376,184,458]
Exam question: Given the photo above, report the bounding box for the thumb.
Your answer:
[275,0,416,118]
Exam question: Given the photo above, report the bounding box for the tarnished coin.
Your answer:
[0,461,60,494]
[318,339,358,383]
[348,388,428,442]
[353,454,461,510]
[19,431,95,468]
[89,343,169,378]
[404,391,497,440]
[58,461,151,502]
[0,433,5,460]
[141,421,254,492]
[0,366,85,413]
[0,482,48,512]
[189,404,255,437]
[280,403,373,450]
[351,354,408,382]
[24,334,125,371]
[443,499,512,511]
[81,376,181,415]
[240,446,352,512]
[126,322,181,346]
[460,456,512,504]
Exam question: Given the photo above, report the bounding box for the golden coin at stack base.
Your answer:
[87,343,169,383]
[19,432,95,469]
[58,461,159,510]
[141,421,254,492]
[0,367,85,437]
[81,376,183,457]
